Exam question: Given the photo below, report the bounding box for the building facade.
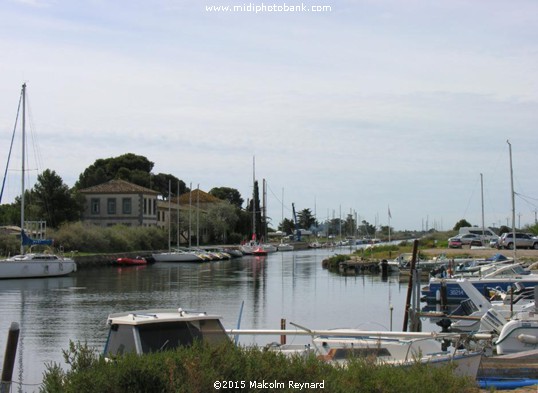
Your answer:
[79,179,159,227]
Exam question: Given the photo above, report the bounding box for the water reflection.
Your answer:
[0,248,416,392]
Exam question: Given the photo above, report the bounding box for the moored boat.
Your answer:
[104,308,229,357]
[421,263,538,303]
[116,256,148,266]
[0,84,77,279]
[152,248,205,263]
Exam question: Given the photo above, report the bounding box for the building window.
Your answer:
[91,198,100,214]
[153,199,156,216]
[122,198,132,214]
[144,198,147,214]
[107,198,116,214]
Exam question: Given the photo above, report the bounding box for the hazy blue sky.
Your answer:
[1,0,537,231]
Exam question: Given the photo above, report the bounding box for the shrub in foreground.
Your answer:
[40,341,479,393]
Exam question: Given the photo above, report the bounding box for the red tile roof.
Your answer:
[79,179,159,194]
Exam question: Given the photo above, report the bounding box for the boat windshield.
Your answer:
[137,319,228,353]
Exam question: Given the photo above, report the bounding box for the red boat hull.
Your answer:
[116,257,147,266]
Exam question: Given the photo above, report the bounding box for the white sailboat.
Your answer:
[0,84,77,279]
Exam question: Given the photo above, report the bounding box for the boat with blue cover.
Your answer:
[421,263,538,303]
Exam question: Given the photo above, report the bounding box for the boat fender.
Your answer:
[517,334,538,345]
[436,289,441,302]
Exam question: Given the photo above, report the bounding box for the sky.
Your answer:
[0,0,537,232]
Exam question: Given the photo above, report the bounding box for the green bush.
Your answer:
[41,341,478,393]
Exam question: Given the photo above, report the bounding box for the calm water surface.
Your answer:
[0,248,428,392]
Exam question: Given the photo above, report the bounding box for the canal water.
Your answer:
[0,248,429,392]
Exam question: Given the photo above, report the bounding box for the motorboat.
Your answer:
[236,327,483,379]
[104,308,229,357]
[432,279,536,333]
[421,263,538,303]
[480,306,538,355]
[253,247,268,256]
[116,256,148,266]
[312,331,482,378]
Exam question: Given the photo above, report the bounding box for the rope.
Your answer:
[0,88,23,204]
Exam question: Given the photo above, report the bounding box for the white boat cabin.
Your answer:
[104,308,229,357]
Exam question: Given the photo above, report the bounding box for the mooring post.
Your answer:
[403,239,419,331]
[1,322,20,393]
[280,319,286,345]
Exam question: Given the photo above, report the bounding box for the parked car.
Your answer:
[448,237,463,248]
[497,233,538,250]
[447,233,482,248]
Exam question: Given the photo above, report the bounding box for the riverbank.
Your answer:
[421,247,538,262]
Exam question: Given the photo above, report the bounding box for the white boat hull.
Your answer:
[0,259,77,279]
[152,252,203,262]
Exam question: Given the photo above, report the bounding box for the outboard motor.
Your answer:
[480,308,506,335]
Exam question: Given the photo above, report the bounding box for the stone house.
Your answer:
[78,179,159,227]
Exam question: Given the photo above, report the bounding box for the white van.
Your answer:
[458,227,499,242]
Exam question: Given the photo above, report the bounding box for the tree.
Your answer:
[32,169,82,228]
[207,203,239,243]
[209,187,244,208]
[75,153,155,189]
[297,208,316,230]
[358,220,376,237]
[278,218,295,235]
[453,219,472,231]
[246,180,263,240]
[344,214,356,237]
[151,174,187,198]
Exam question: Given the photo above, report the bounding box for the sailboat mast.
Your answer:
[20,83,26,255]
[480,173,485,245]
[252,156,256,240]
[507,140,517,260]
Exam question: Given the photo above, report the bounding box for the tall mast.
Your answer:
[480,173,485,246]
[252,156,256,240]
[507,140,516,261]
[176,181,180,247]
[20,83,26,255]
[168,180,171,251]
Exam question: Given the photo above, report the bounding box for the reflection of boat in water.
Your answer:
[0,275,76,291]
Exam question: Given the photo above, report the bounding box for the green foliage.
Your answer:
[206,203,239,243]
[278,218,295,235]
[74,154,188,199]
[324,254,352,269]
[41,340,477,393]
[0,233,20,256]
[209,187,244,208]
[453,219,472,231]
[48,222,167,253]
[297,208,316,230]
[32,169,83,227]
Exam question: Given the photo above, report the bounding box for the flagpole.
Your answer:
[388,206,391,243]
